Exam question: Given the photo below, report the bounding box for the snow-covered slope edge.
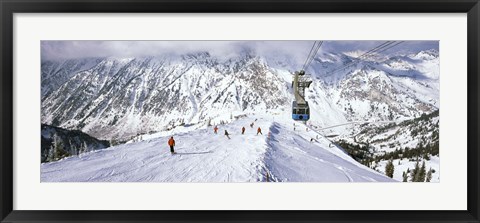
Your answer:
[41,116,394,182]
[265,122,394,182]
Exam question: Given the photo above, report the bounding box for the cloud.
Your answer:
[41,40,311,60]
[41,40,438,62]
[322,40,438,56]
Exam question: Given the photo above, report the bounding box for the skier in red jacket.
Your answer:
[168,136,176,155]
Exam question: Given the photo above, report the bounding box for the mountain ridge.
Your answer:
[41,49,439,141]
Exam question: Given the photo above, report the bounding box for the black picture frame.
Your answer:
[1,0,479,222]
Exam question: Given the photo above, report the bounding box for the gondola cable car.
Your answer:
[292,70,312,121]
[292,41,322,121]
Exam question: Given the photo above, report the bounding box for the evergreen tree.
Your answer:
[71,145,77,156]
[41,148,49,162]
[385,159,394,178]
[83,141,89,153]
[411,161,420,182]
[53,133,68,161]
[47,145,55,162]
[426,168,433,182]
[69,139,77,155]
[419,161,427,182]
[79,141,88,154]
[402,171,408,182]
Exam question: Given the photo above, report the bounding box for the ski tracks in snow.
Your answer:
[41,118,270,182]
[41,116,394,182]
[264,121,395,182]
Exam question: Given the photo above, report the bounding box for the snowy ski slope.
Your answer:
[41,116,395,182]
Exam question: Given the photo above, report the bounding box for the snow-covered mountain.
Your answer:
[42,53,289,140]
[41,49,439,142]
[304,49,439,128]
[41,58,103,99]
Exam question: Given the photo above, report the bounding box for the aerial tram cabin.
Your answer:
[292,70,312,121]
[292,101,310,121]
[291,41,321,122]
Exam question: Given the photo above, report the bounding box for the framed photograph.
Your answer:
[1,0,479,222]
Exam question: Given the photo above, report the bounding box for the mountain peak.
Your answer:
[411,49,439,60]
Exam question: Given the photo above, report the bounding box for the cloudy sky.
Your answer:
[41,40,438,62]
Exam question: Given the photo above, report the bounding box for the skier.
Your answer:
[214,126,218,134]
[241,126,245,135]
[250,123,254,128]
[257,127,262,135]
[225,130,231,139]
[168,136,176,155]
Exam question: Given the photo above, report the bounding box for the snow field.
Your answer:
[41,115,394,182]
